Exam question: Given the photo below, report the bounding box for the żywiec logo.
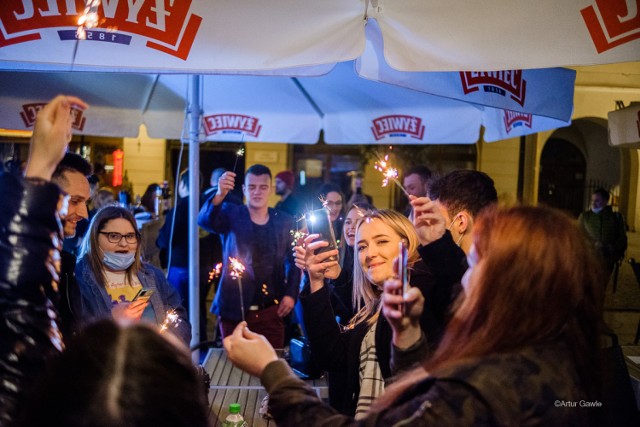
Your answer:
[581,0,640,53]
[503,110,532,133]
[203,114,261,138]
[20,103,86,130]
[460,71,527,106]
[371,115,425,141]
[0,0,202,60]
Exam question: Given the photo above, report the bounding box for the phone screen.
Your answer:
[306,208,338,259]
[133,289,154,302]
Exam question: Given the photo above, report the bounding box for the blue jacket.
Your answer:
[75,257,191,346]
[198,199,300,321]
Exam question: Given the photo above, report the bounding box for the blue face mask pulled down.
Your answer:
[460,244,479,293]
[102,251,135,271]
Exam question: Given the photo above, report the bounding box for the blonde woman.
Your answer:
[294,209,458,417]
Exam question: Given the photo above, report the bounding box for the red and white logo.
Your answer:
[460,71,527,107]
[0,0,202,60]
[503,110,532,133]
[20,102,86,130]
[581,0,640,53]
[203,114,261,137]
[371,115,425,141]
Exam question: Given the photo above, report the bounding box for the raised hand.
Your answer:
[213,171,236,205]
[299,233,340,292]
[410,195,447,246]
[25,95,88,180]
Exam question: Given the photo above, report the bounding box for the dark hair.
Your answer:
[20,320,209,427]
[210,167,227,184]
[141,183,160,213]
[403,165,432,183]
[178,169,203,192]
[318,182,342,199]
[245,164,272,180]
[429,170,497,219]
[79,205,142,289]
[593,188,610,203]
[52,152,92,183]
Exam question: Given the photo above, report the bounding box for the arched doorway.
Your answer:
[538,138,586,217]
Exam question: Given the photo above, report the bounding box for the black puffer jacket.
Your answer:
[0,172,63,427]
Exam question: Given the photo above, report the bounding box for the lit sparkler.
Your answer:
[232,148,245,173]
[373,154,409,197]
[208,262,223,282]
[160,308,182,333]
[77,0,101,40]
[229,257,246,321]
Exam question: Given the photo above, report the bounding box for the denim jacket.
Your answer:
[75,257,191,346]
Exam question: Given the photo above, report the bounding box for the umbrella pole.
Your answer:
[188,75,202,363]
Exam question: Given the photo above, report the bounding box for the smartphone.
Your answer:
[398,241,409,294]
[132,289,154,303]
[306,208,338,260]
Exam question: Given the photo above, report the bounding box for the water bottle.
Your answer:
[222,403,248,427]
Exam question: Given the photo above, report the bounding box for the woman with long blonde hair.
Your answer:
[293,208,457,417]
[227,205,605,427]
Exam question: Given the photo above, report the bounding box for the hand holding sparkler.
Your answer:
[212,171,236,207]
[229,257,247,322]
[374,154,409,197]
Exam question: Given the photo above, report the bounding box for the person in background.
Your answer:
[76,205,191,347]
[317,182,346,244]
[19,320,209,427]
[0,95,88,425]
[133,183,159,229]
[202,167,242,206]
[346,171,373,207]
[578,188,627,280]
[274,170,303,218]
[135,183,164,269]
[156,169,199,306]
[402,165,432,217]
[225,205,605,427]
[198,164,300,349]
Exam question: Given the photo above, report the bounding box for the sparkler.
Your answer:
[229,257,246,321]
[232,148,245,173]
[160,308,181,333]
[373,154,409,197]
[77,0,101,40]
[208,262,223,282]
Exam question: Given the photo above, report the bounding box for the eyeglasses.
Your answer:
[99,231,139,244]
[325,201,343,207]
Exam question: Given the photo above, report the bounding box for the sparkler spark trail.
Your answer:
[208,263,223,282]
[232,148,245,172]
[77,0,101,39]
[160,308,181,333]
[229,257,246,321]
[373,154,409,197]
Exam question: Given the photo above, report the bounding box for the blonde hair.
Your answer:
[349,209,419,328]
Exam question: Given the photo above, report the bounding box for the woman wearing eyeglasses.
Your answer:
[75,205,191,346]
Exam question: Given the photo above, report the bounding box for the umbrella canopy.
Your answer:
[0,63,572,144]
[0,0,637,72]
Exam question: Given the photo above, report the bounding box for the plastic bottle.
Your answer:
[222,403,248,427]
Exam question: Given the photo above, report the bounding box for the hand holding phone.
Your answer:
[132,288,154,303]
[306,208,338,261]
[396,241,409,313]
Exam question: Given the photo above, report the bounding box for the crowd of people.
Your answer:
[0,95,634,427]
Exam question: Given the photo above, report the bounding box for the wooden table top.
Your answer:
[203,348,328,426]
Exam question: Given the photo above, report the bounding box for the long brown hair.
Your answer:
[379,205,604,406]
[79,205,142,289]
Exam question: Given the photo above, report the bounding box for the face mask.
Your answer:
[102,251,135,271]
[448,214,464,246]
[591,207,603,214]
[461,244,478,293]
